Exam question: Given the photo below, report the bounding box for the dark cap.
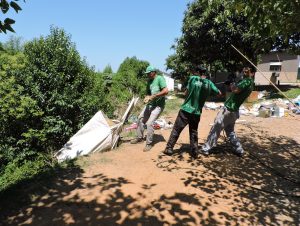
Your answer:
[195,65,207,73]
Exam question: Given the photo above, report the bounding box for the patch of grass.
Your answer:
[282,88,300,98]
[121,129,136,139]
[162,97,184,116]
[76,154,112,168]
[268,88,300,99]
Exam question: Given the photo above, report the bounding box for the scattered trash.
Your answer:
[272,106,284,117]
[153,118,173,130]
[124,122,138,131]
[258,90,268,99]
[205,102,223,110]
[258,108,271,118]
[239,105,249,115]
[127,115,138,123]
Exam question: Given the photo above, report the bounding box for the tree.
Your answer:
[226,0,300,53]
[167,0,258,76]
[167,0,300,78]
[1,35,24,52]
[14,27,105,152]
[103,64,113,74]
[107,57,149,117]
[0,0,25,33]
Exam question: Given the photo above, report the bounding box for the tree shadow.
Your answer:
[0,160,221,226]
[163,126,300,225]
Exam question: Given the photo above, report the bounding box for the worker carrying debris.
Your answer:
[201,66,255,157]
[130,65,168,152]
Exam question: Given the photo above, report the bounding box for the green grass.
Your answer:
[268,88,300,99]
[282,88,300,99]
[162,96,184,116]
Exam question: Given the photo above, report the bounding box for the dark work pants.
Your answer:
[166,109,200,152]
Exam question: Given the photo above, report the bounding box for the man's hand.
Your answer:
[143,95,152,104]
[216,90,223,98]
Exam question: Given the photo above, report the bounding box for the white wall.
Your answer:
[163,75,174,91]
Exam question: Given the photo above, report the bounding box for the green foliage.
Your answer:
[1,36,24,53]
[107,57,149,117]
[103,64,113,74]
[0,29,152,194]
[15,27,104,152]
[162,96,184,116]
[0,152,51,192]
[0,0,25,33]
[167,0,300,78]
[227,0,300,53]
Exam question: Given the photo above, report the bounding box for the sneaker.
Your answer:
[130,137,143,144]
[143,144,153,152]
[234,147,244,157]
[163,148,174,156]
[201,146,210,156]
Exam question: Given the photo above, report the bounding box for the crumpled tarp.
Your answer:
[55,97,139,162]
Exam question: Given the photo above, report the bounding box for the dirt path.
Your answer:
[1,109,300,225]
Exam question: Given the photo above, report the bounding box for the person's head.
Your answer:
[242,67,252,78]
[192,65,207,78]
[249,67,255,77]
[145,65,157,79]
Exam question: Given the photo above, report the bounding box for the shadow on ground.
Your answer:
[0,162,221,225]
[157,124,300,225]
[0,124,299,225]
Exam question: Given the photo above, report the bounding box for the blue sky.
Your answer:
[0,0,190,72]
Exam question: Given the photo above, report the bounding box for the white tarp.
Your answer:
[55,111,112,162]
[55,97,139,162]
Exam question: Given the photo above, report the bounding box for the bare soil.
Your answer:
[1,109,300,225]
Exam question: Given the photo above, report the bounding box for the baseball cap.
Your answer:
[145,65,156,74]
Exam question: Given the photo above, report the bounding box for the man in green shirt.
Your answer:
[201,67,255,157]
[164,65,221,157]
[131,65,168,152]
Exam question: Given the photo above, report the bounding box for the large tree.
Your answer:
[227,0,300,52]
[167,0,300,77]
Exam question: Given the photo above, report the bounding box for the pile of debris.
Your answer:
[204,92,300,118]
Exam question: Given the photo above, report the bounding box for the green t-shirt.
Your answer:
[225,77,254,112]
[181,75,220,115]
[146,75,167,108]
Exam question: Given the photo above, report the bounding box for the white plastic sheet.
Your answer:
[55,111,112,162]
[55,97,139,162]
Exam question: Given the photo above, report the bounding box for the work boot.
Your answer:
[130,137,143,144]
[143,144,153,152]
[163,148,174,156]
[190,149,199,159]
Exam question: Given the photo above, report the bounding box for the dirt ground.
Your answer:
[1,109,300,226]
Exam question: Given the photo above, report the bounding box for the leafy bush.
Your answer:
[107,57,148,118]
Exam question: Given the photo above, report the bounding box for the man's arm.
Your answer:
[209,81,222,96]
[150,87,168,100]
[230,83,241,94]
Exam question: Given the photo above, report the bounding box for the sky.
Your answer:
[0,0,191,72]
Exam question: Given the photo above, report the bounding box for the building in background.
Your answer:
[256,52,300,85]
[163,72,175,91]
